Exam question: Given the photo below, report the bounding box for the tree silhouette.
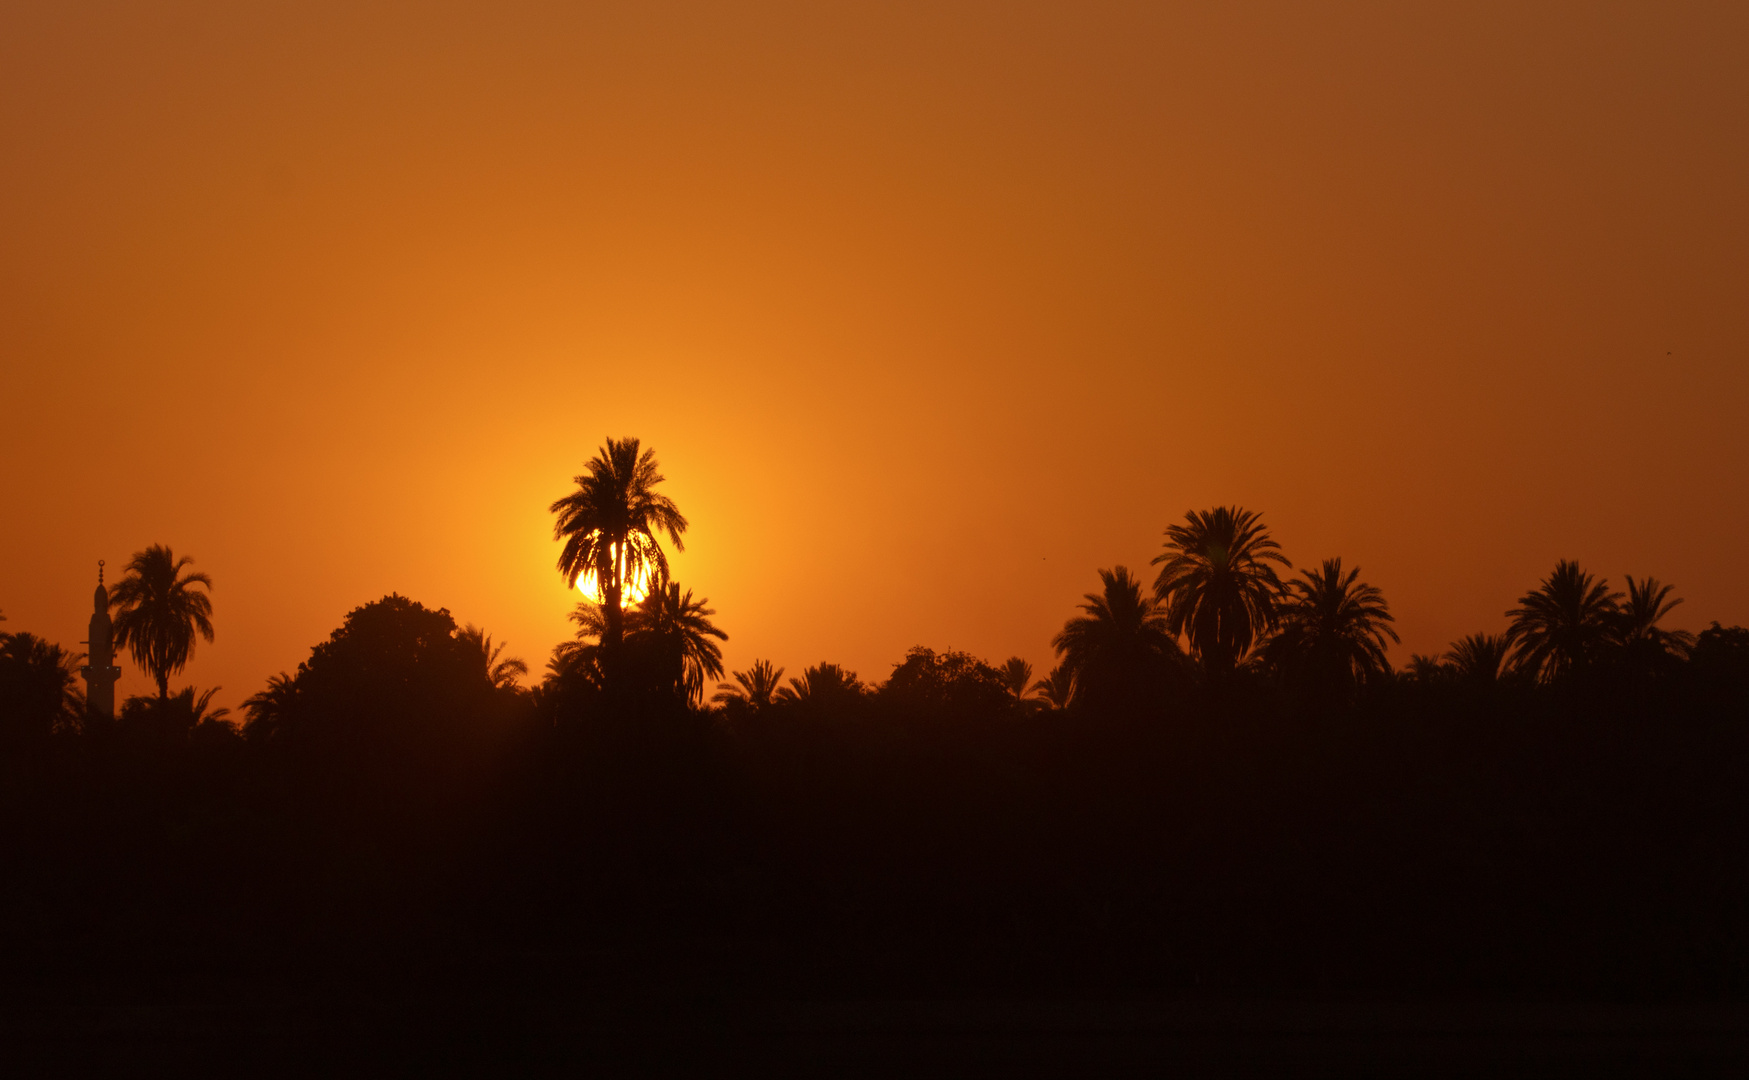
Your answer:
[1152,506,1290,675]
[459,624,529,691]
[1609,576,1695,676]
[1264,558,1398,702]
[241,672,297,741]
[1507,560,1621,683]
[109,544,215,706]
[996,657,1033,705]
[0,632,85,742]
[627,582,727,705]
[776,663,864,707]
[549,438,687,664]
[1402,654,1450,685]
[1030,663,1075,711]
[1053,566,1183,710]
[713,659,785,711]
[1444,633,1514,685]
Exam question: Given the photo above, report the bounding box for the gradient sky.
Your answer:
[3,2,1746,712]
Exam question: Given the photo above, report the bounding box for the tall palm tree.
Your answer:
[996,657,1033,705]
[109,544,215,706]
[1506,560,1621,683]
[549,437,688,660]
[713,659,786,709]
[458,624,529,691]
[1264,558,1399,696]
[629,582,728,705]
[1152,506,1291,675]
[1052,566,1183,707]
[1029,663,1075,711]
[1444,633,1514,684]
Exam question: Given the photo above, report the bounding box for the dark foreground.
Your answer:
[13,992,1749,1076]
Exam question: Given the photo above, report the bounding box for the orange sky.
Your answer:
[3,2,1747,712]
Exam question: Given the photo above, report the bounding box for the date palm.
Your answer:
[996,657,1033,705]
[0,632,86,739]
[1030,663,1075,711]
[1265,558,1399,696]
[1444,633,1513,684]
[776,663,864,706]
[109,544,215,706]
[1506,560,1621,683]
[630,582,728,705]
[459,624,529,691]
[1053,566,1182,707]
[714,659,786,709]
[550,437,688,660]
[1152,506,1291,675]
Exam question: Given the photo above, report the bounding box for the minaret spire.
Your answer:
[80,560,121,720]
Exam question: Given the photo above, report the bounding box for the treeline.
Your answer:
[3,440,1749,1004]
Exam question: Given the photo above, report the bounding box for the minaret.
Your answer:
[80,561,121,720]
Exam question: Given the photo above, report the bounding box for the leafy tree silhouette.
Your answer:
[1053,566,1183,711]
[1444,633,1515,685]
[881,647,1013,722]
[549,438,687,667]
[713,659,785,712]
[1264,558,1398,704]
[1152,506,1290,676]
[1507,560,1621,683]
[0,631,85,743]
[109,544,214,707]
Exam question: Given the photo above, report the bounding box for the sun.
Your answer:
[572,540,654,606]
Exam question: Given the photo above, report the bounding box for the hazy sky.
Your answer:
[3,2,1746,711]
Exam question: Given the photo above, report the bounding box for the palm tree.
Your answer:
[1264,558,1399,697]
[109,544,215,706]
[549,438,687,661]
[0,632,86,739]
[1612,575,1695,655]
[242,671,297,740]
[776,663,864,707]
[1444,634,1514,684]
[1402,654,1450,685]
[1052,566,1183,708]
[459,624,529,691]
[996,657,1033,705]
[1152,506,1291,675]
[1029,663,1075,711]
[629,582,728,704]
[1506,560,1621,682]
[713,659,786,709]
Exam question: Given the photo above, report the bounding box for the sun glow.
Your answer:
[572,538,655,606]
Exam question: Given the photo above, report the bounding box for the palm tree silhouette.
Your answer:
[630,582,728,705]
[549,437,687,661]
[1052,566,1182,706]
[1030,663,1075,711]
[242,672,297,739]
[459,625,529,691]
[109,545,214,706]
[776,663,864,706]
[0,632,86,737]
[1507,560,1621,683]
[1265,558,1399,696]
[1152,506,1291,675]
[1444,634,1514,684]
[996,657,1033,705]
[713,659,786,709]
[1612,576,1695,655]
[1402,654,1450,684]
